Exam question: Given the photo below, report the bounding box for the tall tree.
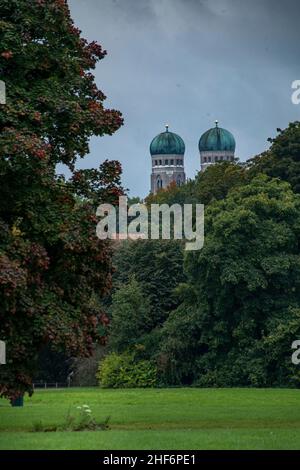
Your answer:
[160,176,300,387]
[0,0,123,400]
[109,278,152,353]
[111,239,186,327]
[248,122,300,193]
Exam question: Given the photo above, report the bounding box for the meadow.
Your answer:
[0,388,300,450]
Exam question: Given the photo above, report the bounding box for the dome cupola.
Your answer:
[150,125,185,156]
[199,121,235,153]
[199,121,236,172]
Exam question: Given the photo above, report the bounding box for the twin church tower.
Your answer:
[150,121,236,194]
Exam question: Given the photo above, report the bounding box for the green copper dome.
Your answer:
[199,121,235,152]
[150,126,185,156]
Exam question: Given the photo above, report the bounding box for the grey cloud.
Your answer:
[67,0,300,196]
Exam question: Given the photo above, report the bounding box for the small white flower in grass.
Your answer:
[85,409,92,413]
[82,405,89,408]
[76,406,82,410]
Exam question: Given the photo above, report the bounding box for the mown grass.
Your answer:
[0,387,300,449]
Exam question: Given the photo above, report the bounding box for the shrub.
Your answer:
[97,352,157,388]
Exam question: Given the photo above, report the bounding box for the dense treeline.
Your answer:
[100,123,300,388]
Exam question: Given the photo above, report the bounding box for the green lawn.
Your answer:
[0,387,300,450]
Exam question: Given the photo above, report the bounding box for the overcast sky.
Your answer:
[67,0,300,197]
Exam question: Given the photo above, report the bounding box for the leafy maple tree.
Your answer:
[0,0,123,400]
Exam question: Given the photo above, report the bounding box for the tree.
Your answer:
[0,0,123,400]
[145,181,189,206]
[192,161,247,205]
[111,239,186,327]
[109,278,152,352]
[159,176,300,386]
[248,122,300,193]
[145,162,247,207]
[157,303,203,385]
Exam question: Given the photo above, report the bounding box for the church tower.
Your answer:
[199,121,236,171]
[150,125,186,194]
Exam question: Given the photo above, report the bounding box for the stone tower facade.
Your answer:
[150,126,186,194]
[199,121,236,172]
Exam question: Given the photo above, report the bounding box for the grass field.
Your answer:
[0,387,300,450]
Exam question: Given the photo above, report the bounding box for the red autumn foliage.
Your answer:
[0,0,124,400]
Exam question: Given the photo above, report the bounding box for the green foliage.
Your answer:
[0,0,123,400]
[109,278,152,352]
[158,304,203,385]
[192,161,247,205]
[97,352,157,388]
[248,122,300,193]
[108,130,300,388]
[0,0,122,169]
[159,175,300,387]
[146,162,246,206]
[145,181,190,206]
[111,239,185,326]
[106,240,185,366]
